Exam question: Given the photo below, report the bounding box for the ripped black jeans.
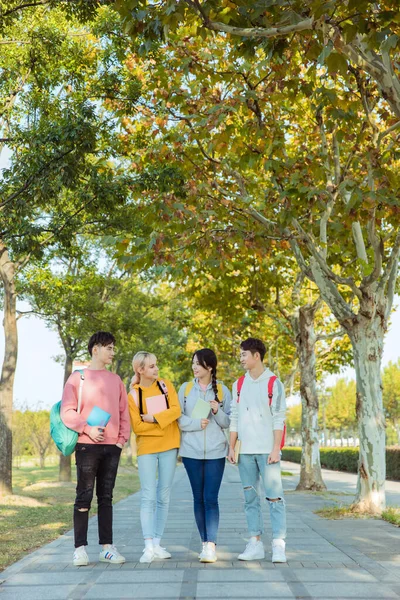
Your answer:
[74,443,121,548]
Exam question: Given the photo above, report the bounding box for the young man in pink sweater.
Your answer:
[61,331,130,567]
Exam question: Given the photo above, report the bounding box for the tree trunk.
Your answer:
[351,317,386,513]
[293,302,326,491]
[0,244,17,496]
[59,352,73,482]
[39,453,45,469]
[311,253,389,512]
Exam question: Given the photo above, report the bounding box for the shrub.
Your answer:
[281,446,400,481]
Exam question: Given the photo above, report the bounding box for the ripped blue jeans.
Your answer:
[238,453,286,540]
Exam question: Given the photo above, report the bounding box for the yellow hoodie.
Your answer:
[128,379,181,456]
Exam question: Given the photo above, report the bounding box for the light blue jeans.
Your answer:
[137,448,178,539]
[238,453,286,540]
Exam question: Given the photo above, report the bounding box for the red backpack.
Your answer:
[236,375,286,450]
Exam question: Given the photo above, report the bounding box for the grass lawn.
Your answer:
[316,504,400,526]
[0,458,140,572]
[382,507,400,526]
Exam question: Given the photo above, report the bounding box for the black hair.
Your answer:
[88,331,116,356]
[192,348,219,402]
[240,337,266,361]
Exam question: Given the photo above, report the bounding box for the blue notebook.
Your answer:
[87,406,111,428]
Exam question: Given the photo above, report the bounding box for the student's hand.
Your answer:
[116,443,123,449]
[200,419,209,429]
[268,449,280,464]
[88,426,105,442]
[130,373,140,388]
[210,400,219,414]
[227,447,236,464]
[141,414,155,423]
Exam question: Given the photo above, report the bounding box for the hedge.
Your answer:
[281,447,400,481]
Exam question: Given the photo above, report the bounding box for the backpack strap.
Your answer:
[76,369,85,414]
[138,387,144,415]
[135,380,170,419]
[268,375,277,406]
[183,381,194,412]
[236,375,245,403]
[216,383,223,402]
[157,380,170,408]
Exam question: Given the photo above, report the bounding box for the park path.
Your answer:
[282,460,400,506]
[0,461,399,600]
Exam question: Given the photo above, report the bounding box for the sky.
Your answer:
[0,296,399,409]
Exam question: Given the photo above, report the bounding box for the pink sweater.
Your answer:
[61,369,130,446]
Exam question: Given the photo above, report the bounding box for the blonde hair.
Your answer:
[132,351,156,375]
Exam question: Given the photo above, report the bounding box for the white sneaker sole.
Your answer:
[139,556,154,563]
[200,556,217,563]
[153,550,171,559]
[99,556,125,564]
[73,559,89,567]
[272,556,287,563]
[238,553,265,561]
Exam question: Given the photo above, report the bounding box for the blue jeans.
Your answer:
[137,448,178,539]
[238,453,286,540]
[182,457,225,544]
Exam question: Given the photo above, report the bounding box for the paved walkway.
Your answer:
[282,461,400,506]
[1,462,399,600]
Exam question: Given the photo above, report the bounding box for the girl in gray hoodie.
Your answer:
[178,348,231,563]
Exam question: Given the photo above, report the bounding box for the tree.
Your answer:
[0,5,139,495]
[12,408,32,468]
[382,360,400,445]
[116,0,400,123]
[111,15,399,512]
[29,409,52,468]
[323,379,358,445]
[286,404,302,444]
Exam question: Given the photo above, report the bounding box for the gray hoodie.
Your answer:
[178,379,231,459]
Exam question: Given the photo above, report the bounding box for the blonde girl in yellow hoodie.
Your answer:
[128,351,181,564]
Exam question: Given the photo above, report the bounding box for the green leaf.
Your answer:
[325,52,348,77]
[317,40,334,65]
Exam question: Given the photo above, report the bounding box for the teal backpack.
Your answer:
[50,370,85,456]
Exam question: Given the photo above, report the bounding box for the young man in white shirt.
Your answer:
[227,337,287,563]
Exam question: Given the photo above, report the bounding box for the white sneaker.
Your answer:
[272,539,286,563]
[73,545,89,567]
[99,545,125,564]
[140,547,155,563]
[198,543,207,559]
[200,543,217,563]
[238,540,265,561]
[153,545,171,559]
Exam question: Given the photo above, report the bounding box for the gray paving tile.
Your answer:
[289,568,378,583]
[0,585,77,599]
[302,583,398,598]
[1,572,89,586]
[198,570,285,582]
[196,582,295,597]
[83,583,182,598]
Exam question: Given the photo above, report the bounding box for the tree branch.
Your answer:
[1,1,49,18]
[195,13,315,39]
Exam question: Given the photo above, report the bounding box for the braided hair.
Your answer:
[192,348,219,402]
